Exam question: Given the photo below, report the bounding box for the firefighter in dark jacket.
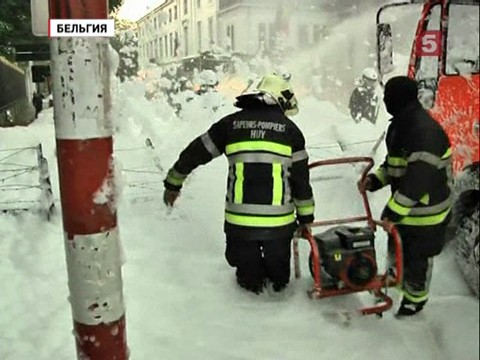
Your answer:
[359,76,452,316]
[163,74,315,294]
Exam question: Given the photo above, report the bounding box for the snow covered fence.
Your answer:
[115,138,164,203]
[36,143,55,220]
[0,144,54,217]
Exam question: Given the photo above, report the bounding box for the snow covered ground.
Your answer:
[0,76,478,360]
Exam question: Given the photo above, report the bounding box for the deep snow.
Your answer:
[1,3,479,358]
[0,79,478,359]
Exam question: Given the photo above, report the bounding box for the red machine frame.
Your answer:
[293,157,404,316]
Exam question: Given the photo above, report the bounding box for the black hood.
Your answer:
[383,76,419,117]
[234,93,264,109]
[234,93,281,111]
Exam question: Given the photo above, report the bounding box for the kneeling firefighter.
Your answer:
[163,73,315,294]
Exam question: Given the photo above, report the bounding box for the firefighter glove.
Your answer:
[297,223,312,238]
[163,189,180,207]
[357,176,373,192]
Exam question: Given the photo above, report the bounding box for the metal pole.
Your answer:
[49,1,128,359]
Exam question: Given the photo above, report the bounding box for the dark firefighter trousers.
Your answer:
[389,216,450,304]
[225,236,292,293]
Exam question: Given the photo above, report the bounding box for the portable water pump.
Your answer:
[293,156,403,317]
[309,226,377,290]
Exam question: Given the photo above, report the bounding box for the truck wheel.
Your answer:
[451,163,479,298]
[454,210,479,298]
[449,163,479,236]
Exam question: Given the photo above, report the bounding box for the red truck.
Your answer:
[376,0,479,296]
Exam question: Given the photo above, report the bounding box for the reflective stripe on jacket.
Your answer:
[370,102,452,226]
[165,102,314,239]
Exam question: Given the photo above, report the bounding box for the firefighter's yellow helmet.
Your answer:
[256,73,299,116]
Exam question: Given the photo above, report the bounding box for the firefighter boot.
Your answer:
[396,297,428,317]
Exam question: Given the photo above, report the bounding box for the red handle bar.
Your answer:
[308,156,375,230]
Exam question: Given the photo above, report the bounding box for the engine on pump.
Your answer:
[309,226,378,289]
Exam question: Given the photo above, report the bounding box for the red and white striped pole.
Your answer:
[49,1,128,359]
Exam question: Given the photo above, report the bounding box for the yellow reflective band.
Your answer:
[387,167,406,177]
[398,208,451,226]
[297,205,315,216]
[234,162,244,204]
[388,197,412,216]
[387,156,408,167]
[402,289,429,303]
[226,141,292,156]
[294,198,314,207]
[375,168,388,186]
[166,175,184,186]
[225,212,296,227]
[419,193,430,205]
[272,163,283,205]
[442,147,452,159]
[166,169,187,186]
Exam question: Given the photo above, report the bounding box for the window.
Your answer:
[415,4,441,109]
[169,9,172,22]
[183,26,189,55]
[197,0,201,8]
[208,17,214,45]
[197,21,202,51]
[227,24,235,51]
[159,37,163,59]
[174,5,178,20]
[169,33,173,57]
[446,4,479,75]
[415,5,441,81]
[164,35,168,57]
[174,32,179,57]
[184,0,188,15]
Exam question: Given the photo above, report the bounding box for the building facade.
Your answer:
[137,0,324,68]
[217,0,325,56]
[137,0,219,68]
